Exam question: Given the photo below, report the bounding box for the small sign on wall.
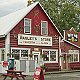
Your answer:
[3,61,8,67]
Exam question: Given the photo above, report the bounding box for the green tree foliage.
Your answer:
[32,0,80,34]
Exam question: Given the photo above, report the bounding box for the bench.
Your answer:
[45,63,61,72]
[2,74,27,80]
[2,70,27,80]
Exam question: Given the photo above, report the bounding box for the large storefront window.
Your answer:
[11,48,30,60]
[42,49,58,62]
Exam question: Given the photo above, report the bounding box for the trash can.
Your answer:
[8,58,14,70]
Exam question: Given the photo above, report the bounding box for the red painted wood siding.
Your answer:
[10,4,59,49]
[60,41,80,53]
[0,38,5,48]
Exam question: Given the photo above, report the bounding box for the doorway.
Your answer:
[32,51,40,67]
[61,54,69,70]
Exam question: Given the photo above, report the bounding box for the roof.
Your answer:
[0,2,63,38]
[63,39,80,49]
[0,2,38,36]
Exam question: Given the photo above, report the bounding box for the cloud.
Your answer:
[0,0,28,17]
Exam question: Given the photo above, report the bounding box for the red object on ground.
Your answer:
[3,61,8,67]
[33,67,44,80]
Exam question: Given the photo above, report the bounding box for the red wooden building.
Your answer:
[0,2,62,72]
[0,1,80,72]
[60,27,80,70]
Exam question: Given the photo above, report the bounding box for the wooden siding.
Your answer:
[10,4,59,50]
[0,38,5,48]
[60,41,80,53]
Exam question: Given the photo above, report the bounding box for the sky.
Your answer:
[0,0,28,17]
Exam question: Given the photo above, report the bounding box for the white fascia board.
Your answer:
[63,39,80,49]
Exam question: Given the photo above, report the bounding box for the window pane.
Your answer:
[12,54,19,60]
[50,51,56,61]
[70,54,73,62]
[25,26,30,33]
[42,22,47,28]
[42,21,47,35]
[21,50,28,57]
[24,19,31,33]
[11,49,20,60]
[74,54,78,62]
[43,51,49,61]
[25,19,30,25]
[1,49,5,61]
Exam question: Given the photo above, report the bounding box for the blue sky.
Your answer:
[0,0,28,17]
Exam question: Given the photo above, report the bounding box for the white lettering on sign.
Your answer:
[18,34,52,46]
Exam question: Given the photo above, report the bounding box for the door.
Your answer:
[61,54,68,69]
[32,51,40,67]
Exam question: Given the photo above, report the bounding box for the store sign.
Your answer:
[18,34,52,46]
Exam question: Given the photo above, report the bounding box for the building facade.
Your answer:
[0,2,62,72]
[60,27,80,70]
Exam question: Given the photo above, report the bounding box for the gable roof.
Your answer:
[63,39,80,49]
[0,2,63,38]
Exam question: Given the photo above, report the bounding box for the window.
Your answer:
[41,21,48,35]
[43,51,49,61]
[11,48,30,60]
[67,34,78,42]
[70,54,79,62]
[50,51,56,61]
[21,50,28,57]
[1,49,5,61]
[69,50,79,62]
[42,49,58,62]
[24,18,31,34]
[11,49,20,60]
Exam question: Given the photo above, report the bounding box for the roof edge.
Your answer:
[38,3,63,38]
[63,39,80,49]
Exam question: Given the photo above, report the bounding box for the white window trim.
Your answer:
[11,47,30,58]
[24,18,31,34]
[42,49,58,63]
[69,52,79,63]
[41,21,48,36]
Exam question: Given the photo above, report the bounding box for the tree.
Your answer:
[32,0,80,34]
